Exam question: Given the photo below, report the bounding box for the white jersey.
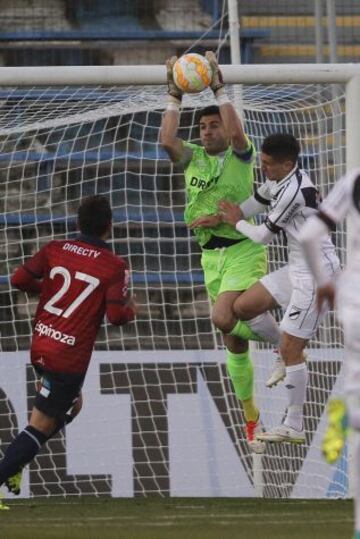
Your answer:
[315,170,360,398]
[319,168,360,276]
[256,167,339,276]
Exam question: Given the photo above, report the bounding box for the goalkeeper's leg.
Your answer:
[212,289,282,452]
[212,286,280,345]
[228,283,287,387]
[224,335,266,454]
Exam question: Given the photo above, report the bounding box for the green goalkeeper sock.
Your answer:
[229,320,264,342]
[226,350,258,421]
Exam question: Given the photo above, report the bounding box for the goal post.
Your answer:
[0,62,359,167]
[0,64,358,499]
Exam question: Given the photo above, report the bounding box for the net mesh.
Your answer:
[0,82,347,498]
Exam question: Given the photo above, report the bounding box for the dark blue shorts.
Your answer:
[33,366,85,421]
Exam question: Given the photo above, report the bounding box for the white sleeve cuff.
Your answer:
[240,196,268,219]
[235,220,274,244]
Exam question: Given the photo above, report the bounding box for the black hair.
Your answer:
[261,133,300,165]
[78,195,112,237]
[198,105,221,122]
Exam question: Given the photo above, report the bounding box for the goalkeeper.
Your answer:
[161,51,282,454]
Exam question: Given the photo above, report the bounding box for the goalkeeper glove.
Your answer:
[205,51,225,96]
[166,56,183,104]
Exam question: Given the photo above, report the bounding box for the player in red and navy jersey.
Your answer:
[0,196,137,502]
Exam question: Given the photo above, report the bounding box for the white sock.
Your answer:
[283,362,308,431]
[247,313,281,345]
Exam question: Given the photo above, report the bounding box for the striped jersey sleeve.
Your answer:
[264,178,302,233]
[254,180,272,206]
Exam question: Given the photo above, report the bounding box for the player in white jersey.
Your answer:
[219,133,340,444]
[299,169,360,539]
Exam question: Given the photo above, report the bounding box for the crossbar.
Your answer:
[0,63,358,86]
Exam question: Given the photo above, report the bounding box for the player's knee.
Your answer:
[211,308,233,333]
[30,407,57,437]
[232,297,250,321]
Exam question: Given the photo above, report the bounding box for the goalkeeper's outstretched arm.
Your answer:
[160,56,192,164]
[205,51,248,153]
[160,109,182,163]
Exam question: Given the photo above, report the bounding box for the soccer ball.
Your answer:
[173,53,212,94]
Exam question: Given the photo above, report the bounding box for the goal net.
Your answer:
[0,79,347,499]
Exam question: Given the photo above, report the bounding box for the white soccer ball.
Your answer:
[173,53,212,94]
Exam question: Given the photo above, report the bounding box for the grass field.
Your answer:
[0,497,354,539]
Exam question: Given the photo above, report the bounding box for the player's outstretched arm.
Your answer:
[299,215,336,311]
[218,200,244,225]
[219,199,274,244]
[160,56,191,164]
[300,168,355,267]
[205,51,248,153]
[299,170,357,309]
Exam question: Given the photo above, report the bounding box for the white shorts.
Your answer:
[260,265,325,340]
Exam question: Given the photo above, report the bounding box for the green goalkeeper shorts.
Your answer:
[201,239,267,303]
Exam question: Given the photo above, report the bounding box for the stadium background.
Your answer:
[0,0,357,351]
[0,1,358,538]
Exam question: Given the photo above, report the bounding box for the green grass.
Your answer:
[0,497,354,539]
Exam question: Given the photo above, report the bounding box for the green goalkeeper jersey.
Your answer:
[183,140,256,247]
